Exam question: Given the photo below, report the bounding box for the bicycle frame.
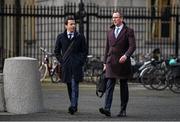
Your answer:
[39,47,60,83]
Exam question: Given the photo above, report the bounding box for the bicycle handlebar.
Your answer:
[40,47,55,57]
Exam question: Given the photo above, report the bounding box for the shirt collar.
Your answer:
[67,31,74,35]
[115,24,124,30]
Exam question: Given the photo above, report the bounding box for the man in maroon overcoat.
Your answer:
[99,11,136,117]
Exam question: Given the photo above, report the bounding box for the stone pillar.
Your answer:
[0,73,5,111]
[3,57,44,114]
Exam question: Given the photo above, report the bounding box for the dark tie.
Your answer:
[68,34,72,39]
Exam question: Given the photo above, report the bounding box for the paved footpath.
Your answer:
[0,83,180,121]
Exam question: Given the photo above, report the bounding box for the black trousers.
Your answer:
[104,78,129,111]
[119,79,129,110]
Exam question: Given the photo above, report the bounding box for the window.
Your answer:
[150,0,177,41]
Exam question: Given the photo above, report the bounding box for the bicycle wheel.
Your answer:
[50,64,61,83]
[140,67,154,90]
[150,68,168,91]
[84,68,94,82]
[83,61,93,82]
[92,67,103,83]
[91,61,103,83]
[50,70,60,83]
[169,76,180,94]
[39,64,48,82]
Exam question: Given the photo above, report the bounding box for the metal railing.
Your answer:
[0,3,180,71]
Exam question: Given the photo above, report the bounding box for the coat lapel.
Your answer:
[116,26,127,41]
[109,29,116,46]
[109,25,127,46]
[111,26,127,46]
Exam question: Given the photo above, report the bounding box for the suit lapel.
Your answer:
[116,26,127,41]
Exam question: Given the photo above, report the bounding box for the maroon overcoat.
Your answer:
[104,24,136,79]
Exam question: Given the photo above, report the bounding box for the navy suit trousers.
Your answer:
[67,79,79,109]
[104,78,129,111]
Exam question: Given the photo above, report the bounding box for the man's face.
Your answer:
[65,20,76,32]
[112,12,123,26]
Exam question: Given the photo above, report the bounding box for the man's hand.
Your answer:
[119,55,127,63]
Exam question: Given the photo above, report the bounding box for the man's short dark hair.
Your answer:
[113,11,124,18]
[64,16,75,25]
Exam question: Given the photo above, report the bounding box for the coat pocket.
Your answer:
[110,58,132,76]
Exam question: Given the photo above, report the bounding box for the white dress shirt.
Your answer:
[67,32,74,39]
[114,24,124,38]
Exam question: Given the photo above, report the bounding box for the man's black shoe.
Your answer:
[68,106,77,115]
[99,108,111,117]
[117,110,127,117]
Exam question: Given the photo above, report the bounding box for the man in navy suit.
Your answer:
[54,17,87,115]
[99,11,136,117]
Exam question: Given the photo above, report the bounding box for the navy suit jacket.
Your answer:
[54,30,88,83]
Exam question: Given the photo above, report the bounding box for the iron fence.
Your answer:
[0,3,180,72]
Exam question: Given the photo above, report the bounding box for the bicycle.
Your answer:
[130,56,149,83]
[140,58,180,94]
[131,49,161,86]
[139,58,167,90]
[39,47,61,83]
[130,55,157,89]
[84,55,103,83]
[162,63,180,94]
